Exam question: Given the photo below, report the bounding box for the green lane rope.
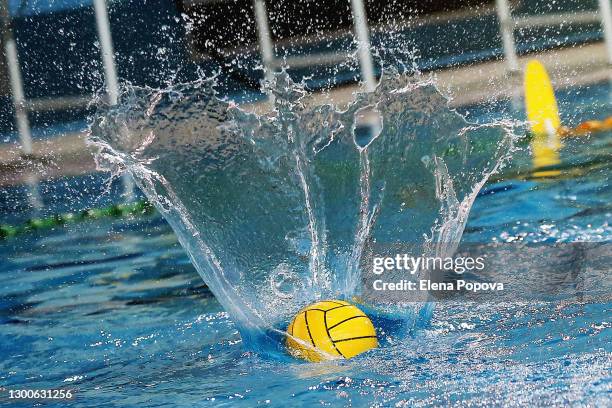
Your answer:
[0,200,156,240]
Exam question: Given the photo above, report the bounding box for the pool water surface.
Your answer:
[0,81,610,407]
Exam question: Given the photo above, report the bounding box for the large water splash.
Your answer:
[89,71,517,349]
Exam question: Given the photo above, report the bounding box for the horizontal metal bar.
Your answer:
[180,0,228,6]
[25,95,94,112]
[514,11,600,29]
[271,51,352,69]
[375,4,497,31]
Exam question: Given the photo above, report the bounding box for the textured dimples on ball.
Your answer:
[286,300,378,362]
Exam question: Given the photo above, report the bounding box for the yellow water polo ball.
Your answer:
[286,299,378,362]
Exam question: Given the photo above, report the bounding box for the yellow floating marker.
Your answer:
[524,60,562,176]
[286,300,378,362]
[524,60,561,136]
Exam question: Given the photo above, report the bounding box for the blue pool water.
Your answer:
[0,80,611,406]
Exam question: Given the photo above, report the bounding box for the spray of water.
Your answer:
[88,68,519,350]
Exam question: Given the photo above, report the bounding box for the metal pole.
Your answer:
[25,173,43,209]
[253,0,275,86]
[598,0,612,65]
[350,0,376,92]
[495,0,520,72]
[93,0,119,105]
[1,0,32,155]
[93,0,133,200]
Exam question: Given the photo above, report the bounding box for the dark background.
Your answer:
[0,0,603,135]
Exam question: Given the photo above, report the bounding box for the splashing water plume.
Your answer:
[89,70,518,353]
